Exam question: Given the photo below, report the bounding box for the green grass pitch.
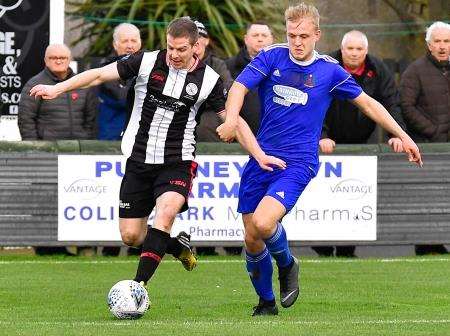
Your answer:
[1,255,450,335]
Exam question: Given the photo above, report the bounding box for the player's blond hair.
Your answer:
[285,2,320,30]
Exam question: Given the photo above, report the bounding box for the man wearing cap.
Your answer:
[194,20,233,142]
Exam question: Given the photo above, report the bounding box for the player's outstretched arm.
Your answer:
[218,111,286,171]
[216,82,248,142]
[29,62,120,100]
[351,92,423,167]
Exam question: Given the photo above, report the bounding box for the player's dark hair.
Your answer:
[167,17,199,45]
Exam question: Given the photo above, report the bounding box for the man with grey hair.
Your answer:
[320,30,405,155]
[18,44,97,139]
[400,21,449,255]
[316,30,406,257]
[400,21,450,143]
[97,23,142,140]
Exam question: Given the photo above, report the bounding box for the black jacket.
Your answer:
[203,51,233,89]
[195,50,233,142]
[322,50,405,143]
[18,68,97,140]
[400,52,450,142]
[225,47,261,135]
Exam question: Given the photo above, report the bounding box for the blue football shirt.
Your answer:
[236,44,362,170]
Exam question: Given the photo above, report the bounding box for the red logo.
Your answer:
[151,73,165,82]
[71,92,79,100]
[367,70,375,78]
[170,180,187,187]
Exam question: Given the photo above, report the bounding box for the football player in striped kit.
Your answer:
[30,17,285,302]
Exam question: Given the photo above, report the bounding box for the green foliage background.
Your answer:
[68,0,269,58]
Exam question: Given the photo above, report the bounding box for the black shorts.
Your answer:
[119,159,198,218]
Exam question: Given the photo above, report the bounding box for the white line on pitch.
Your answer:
[0,319,449,327]
[0,257,450,265]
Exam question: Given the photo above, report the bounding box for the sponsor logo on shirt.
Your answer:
[272,85,308,106]
[273,69,281,77]
[148,94,186,112]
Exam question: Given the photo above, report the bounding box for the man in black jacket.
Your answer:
[225,22,273,135]
[400,21,449,255]
[400,21,450,143]
[316,30,406,257]
[319,30,405,154]
[18,44,97,140]
[193,20,233,143]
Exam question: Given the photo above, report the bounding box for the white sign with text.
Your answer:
[58,155,377,241]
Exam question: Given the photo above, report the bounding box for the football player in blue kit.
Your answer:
[217,3,423,316]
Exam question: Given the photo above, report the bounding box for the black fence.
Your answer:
[0,141,449,247]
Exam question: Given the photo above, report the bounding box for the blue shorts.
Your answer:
[237,157,316,214]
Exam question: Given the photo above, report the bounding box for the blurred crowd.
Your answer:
[17,19,450,256]
[18,20,450,145]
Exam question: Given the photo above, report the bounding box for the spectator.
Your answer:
[18,44,96,140]
[191,20,233,255]
[316,30,406,257]
[194,20,233,142]
[226,22,274,135]
[97,23,142,140]
[400,21,449,143]
[400,21,449,255]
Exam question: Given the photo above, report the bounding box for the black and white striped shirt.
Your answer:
[117,50,226,164]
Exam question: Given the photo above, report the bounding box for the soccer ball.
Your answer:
[107,280,150,319]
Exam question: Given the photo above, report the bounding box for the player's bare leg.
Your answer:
[119,217,148,247]
[134,192,196,286]
[120,207,196,270]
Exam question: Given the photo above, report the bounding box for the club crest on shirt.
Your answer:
[273,85,308,106]
[303,73,315,88]
[185,83,198,96]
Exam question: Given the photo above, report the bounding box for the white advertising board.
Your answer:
[58,155,377,241]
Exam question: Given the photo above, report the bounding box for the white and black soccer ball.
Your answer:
[107,280,150,319]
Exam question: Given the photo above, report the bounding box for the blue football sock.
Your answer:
[245,247,274,301]
[264,222,293,268]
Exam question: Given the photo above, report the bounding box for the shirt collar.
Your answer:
[289,50,317,66]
